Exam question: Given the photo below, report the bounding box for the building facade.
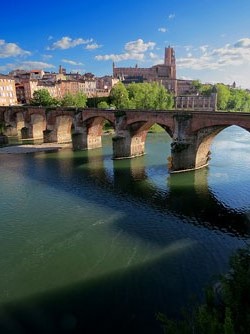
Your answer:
[113,46,178,95]
[0,74,17,106]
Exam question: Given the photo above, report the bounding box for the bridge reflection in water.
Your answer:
[0,128,249,334]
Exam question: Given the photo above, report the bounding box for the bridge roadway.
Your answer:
[0,106,250,172]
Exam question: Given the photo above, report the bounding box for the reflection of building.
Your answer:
[113,46,177,95]
[0,74,17,106]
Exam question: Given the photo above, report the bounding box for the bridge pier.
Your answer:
[170,114,223,173]
[16,112,25,138]
[43,129,57,143]
[170,139,209,173]
[44,115,73,144]
[112,131,146,159]
[112,113,146,159]
[72,131,102,150]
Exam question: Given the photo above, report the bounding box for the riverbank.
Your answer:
[0,143,71,154]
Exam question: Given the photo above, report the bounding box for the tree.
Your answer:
[97,101,110,109]
[216,84,231,110]
[109,82,130,109]
[126,82,173,110]
[74,92,87,108]
[60,93,75,107]
[155,84,173,109]
[157,245,250,334]
[61,92,87,108]
[30,89,59,106]
[192,80,203,93]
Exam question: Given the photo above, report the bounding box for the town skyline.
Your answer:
[1,0,250,88]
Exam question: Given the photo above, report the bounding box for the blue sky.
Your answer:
[1,0,250,88]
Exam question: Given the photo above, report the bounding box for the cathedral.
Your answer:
[113,46,178,95]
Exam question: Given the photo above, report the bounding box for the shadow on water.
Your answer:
[0,237,210,334]
[0,140,249,333]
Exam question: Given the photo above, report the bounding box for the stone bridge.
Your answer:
[1,106,250,173]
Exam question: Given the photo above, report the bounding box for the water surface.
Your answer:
[0,126,249,333]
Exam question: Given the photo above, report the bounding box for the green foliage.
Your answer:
[191,80,214,96]
[110,82,174,110]
[61,92,87,108]
[190,81,250,112]
[200,84,214,96]
[109,82,130,109]
[87,96,111,108]
[216,84,231,110]
[74,92,87,107]
[157,245,250,334]
[192,80,203,93]
[215,84,250,111]
[30,89,59,106]
[97,101,110,109]
[60,93,75,106]
[149,124,165,132]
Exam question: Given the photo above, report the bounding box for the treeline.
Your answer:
[89,82,174,110]
[29,82,174,110]
[157,245,250,334]
[29,81,250,112]
[193,80,250,112]
[30,89,88,108]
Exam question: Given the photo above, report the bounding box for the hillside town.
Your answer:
[0,46,219,110]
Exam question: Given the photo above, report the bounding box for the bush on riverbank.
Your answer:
[157,244,250,334]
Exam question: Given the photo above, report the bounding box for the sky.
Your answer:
[1,0,250,88]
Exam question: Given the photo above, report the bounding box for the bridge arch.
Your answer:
[130,121,172,157]
[72,114,115,150]
[113,116,173,159]
[195,124,250,170]
[195,125,226,169]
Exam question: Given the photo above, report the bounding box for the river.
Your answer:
[0,125,249,333]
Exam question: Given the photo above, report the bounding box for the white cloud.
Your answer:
[0,39,31,58]
[17,61,55,70]
[95,52,144,62]
[199,45,209,53]
[42,54,53,60]
[95,39,155,63]
[177,38,250,88]
[124,39,155,53]
[234,38,250,48]
[0,61,55,72]
[168,13,175,20]
[184,45,193,52]
[62,59,83,66]
[85,43,102,50]
[178,38,250,71]
[48,36,93,50]
[0,63,16,72]
[70,69,85,74]
[158,27,167,33]
[149,52,158,59]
